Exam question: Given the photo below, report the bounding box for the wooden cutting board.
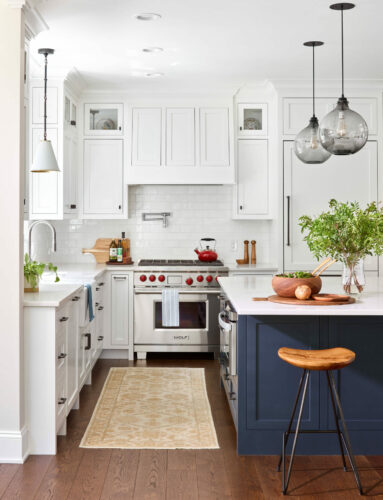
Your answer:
[267,295,355,306]
[82,238,132,264]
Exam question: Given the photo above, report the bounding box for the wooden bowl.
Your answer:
[272,275,322,298]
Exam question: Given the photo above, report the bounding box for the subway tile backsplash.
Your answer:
[25,185,277,265]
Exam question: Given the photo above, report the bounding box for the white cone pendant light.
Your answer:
[31,48,60,173]
[319,3,368,155]
[294,41,331,164]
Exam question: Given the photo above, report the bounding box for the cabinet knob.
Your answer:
[118,205,122,210]
[58,397,67,405]
[59,316,69,322]
[70,120,76,126]
[70,204,77,209]
[57,353,67,359]
[239,205,243,210]
[239,126,243,131]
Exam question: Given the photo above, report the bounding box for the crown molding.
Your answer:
[8,0,49,39]
[65,68,87,97]
[271,78,383,91]
[7,0,26,7]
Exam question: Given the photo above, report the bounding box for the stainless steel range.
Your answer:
[134,259,229,358]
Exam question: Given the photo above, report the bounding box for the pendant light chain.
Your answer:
[312,44,315,117]
[341,7,344,97]
[43,53,48,141]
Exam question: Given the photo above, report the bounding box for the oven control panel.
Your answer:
[134,270,228,288]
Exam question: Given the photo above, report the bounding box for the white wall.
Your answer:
[0,0,26,463]
[27,185,278,265]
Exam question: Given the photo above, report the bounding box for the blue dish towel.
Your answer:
[162,289,179,327]
[85,284,94,322]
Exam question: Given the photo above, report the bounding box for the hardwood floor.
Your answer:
[2,356,383,499]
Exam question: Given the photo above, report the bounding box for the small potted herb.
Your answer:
[299,200,383,294]
[24,254,60,293]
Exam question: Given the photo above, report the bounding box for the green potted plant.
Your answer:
[299,199,383,294]
[24,254,60,293]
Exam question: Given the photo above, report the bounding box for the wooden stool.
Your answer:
[277,347,363,496]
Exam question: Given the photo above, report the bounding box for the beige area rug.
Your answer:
[80,367,219,449]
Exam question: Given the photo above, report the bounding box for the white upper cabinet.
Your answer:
[283,140,378,272]
[237,103,267,137]
[166,108,195,166]
[131,108,162,166]
[32,87,58,125]
[84,103,123,136]
[283,97,378,136]
[200,108,229,166]
[63,134,78,214]
[234,139,270,219]
[83,139,123,216]
[30,127,61,217]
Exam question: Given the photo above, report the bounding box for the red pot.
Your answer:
[194,238,218,262]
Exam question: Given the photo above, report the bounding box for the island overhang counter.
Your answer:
[218,275,383,455]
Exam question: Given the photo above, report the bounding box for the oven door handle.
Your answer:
[134,289,220,295]
[218,311,231,332]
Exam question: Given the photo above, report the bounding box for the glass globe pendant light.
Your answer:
[31,48,60,172]
[319,3,368,155]
[294,41,331,164]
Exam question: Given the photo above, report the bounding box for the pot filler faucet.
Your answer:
[28,220,57,259]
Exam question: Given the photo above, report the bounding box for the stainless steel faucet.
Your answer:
[28,220,57,259]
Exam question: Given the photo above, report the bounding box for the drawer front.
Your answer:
[56,370,67,426]
[56,305,70,331]
[56,325,68,372]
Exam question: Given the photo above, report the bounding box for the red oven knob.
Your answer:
[215,276,220,282]
[158,275,165,282]
[206,275,213,283]
[196,275,204,282]
[149,274,156,282]
[139,275,147,282]
[186,278,193,286]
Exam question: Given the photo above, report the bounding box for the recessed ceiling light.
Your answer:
[142,47,164,53]
[146,72,164,78]
[136,13,161,21]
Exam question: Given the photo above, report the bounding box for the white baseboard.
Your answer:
[100,349,130,359]
[0,425,29,463]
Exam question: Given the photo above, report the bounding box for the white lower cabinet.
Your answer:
[83,139,124,217]
[234,139,270,219]
[67,295,80,411]
[110,273,130,346]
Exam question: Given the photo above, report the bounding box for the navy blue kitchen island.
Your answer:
[218,275,383,455]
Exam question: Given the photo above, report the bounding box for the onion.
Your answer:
[295,285,312,300]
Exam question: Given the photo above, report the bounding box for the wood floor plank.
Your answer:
[1,455,52,500]
[166,450,198,500]
[133,450,167,500]
[0,464,20,498]
[67,449,112,500]
[195,450,232,499]
[100,450,140,500]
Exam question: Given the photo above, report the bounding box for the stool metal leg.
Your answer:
[326,371,347,471]
[282,369,310,495]
[328,371,363,495]
[277,369,306,472]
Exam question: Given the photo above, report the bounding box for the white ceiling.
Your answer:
[30,0,383,92]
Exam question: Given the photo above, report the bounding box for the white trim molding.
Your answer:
[8,0,48,39]
[0,426,29,464]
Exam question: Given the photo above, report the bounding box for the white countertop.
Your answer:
[227,262,277,273]
[24,283,83,308]
[218,275,383,315]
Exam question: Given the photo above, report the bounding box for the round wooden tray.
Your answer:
[268,295,355,306]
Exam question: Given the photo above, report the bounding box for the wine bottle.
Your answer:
[109,239,117,262]
[117,239,123,263]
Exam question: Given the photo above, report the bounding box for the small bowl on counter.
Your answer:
[272,273,322,298]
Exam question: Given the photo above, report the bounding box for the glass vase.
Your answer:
[342,259,365,295]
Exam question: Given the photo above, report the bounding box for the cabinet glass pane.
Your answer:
[89,107,118,130]
[243,108,263,131]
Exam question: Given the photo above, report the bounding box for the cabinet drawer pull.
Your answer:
[113,276,127,280]
[118,205,122,210]
[59,316,69,322]
[70,204,77,209]
[229,391,236,401]
[96,287,100,291]
[98,282,104,286]
[58,397,67,405]
[84,333,91,350]
[72,296,80,302]
[286,195,291,247]
[95,302,99,307]
[97,336,104,341]
[57,353,67,359]
[98,306,104,311]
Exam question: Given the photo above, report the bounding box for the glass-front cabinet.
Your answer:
[84,103,123,136]
[237,103,267,137]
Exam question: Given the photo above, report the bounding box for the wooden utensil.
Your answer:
[312,257,331,275]
[312,293,349,302]
[82,238,113,263]
[316,259,337,276]
[251,240,256,264]
[236,240,250,265]
[312,257,336,276]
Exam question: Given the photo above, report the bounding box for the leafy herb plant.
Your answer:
[298,199,383,292]
[24,253,60,290]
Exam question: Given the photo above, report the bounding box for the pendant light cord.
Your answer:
[341,7,344,98]
[43,53,48,141]
[312,44,315,117]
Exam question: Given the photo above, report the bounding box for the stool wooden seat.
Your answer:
[278,347,355,371]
